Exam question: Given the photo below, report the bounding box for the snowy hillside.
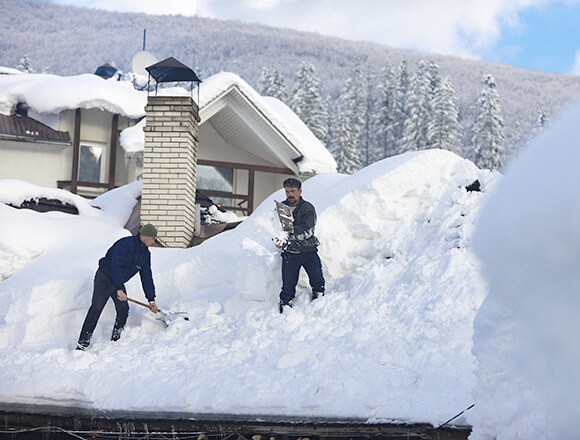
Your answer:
[3,0,580,161]
[0,149,494,427]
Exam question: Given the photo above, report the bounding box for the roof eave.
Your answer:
[200,85,303,174]
[0,134,72,146]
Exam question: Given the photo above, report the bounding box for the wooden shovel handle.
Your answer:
[127,297,154,309]
[128,297,189,322]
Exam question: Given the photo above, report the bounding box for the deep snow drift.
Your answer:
[469,100,580,439]
[0,149,492,426]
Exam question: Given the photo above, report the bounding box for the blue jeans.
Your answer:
[280,251,325,303]
[77,269,129,347]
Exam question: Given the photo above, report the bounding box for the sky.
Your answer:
[34,0,580,75]
[2,67,580,438]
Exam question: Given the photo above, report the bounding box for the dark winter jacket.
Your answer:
[283,197,320,253]
[98,234,156,301]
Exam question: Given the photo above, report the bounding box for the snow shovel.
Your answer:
[127,297,190,326]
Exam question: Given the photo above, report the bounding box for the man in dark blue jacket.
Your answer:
[76,224,159,350]
[279,178,325,313]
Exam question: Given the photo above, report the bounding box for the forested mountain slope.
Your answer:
[2,0,580,166]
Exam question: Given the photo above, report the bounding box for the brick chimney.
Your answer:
[140,95,199,248]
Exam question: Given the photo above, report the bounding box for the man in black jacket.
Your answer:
[279,178,325,313]
[76,224,160,350]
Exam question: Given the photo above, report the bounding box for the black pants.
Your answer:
[77,269,129,348]
[280,251,325,303]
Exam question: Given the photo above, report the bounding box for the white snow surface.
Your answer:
[0,149,491,426]
[469,100,580,439]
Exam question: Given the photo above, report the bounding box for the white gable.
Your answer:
[198,72,336,174]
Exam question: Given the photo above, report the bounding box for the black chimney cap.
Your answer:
[145,57,201,84]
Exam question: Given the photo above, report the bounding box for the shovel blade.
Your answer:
[155,310,189,327]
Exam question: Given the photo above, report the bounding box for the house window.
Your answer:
[197,165,233,192]
[196,165,237,208]
[79,144,103,183]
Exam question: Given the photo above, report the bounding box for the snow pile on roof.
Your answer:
[0,179,142,282]
[469,100,580,439]
[0,73,146,118]
[0,179,99,216]
[0,149,493,427]
[0,66,23,76]
[119,118,146,154]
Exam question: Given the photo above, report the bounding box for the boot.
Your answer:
[311,291,325,301]
[279,299,294,314]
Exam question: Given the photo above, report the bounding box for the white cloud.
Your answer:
[244,0,282,10]
[198,0,552,60]
[54,0,203,16]
[47,0,558,61]
[572,50,580,75]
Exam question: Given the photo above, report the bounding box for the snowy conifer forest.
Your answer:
[2,0,580,171]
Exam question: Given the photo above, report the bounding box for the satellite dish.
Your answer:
[131,51,158,77]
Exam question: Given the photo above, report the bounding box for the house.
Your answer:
[0,65,336,215]
[0,69,145,197]
[0,59,336,246]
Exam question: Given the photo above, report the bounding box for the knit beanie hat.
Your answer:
[140,224,158,237]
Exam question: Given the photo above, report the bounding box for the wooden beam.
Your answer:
[197,159,293,175]
[0,403,470,439]
[58,180,111,190]
[108,113,119,190]
[248,169,255,214]
[196,159,295,215]
[70,108,81,194]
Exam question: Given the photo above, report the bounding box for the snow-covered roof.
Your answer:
[0,179,99,216]
[0,71,336,175]
[4,100,580,434]
[0,149,494,428]
[0,66,24,76]
[0,73,146,118]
